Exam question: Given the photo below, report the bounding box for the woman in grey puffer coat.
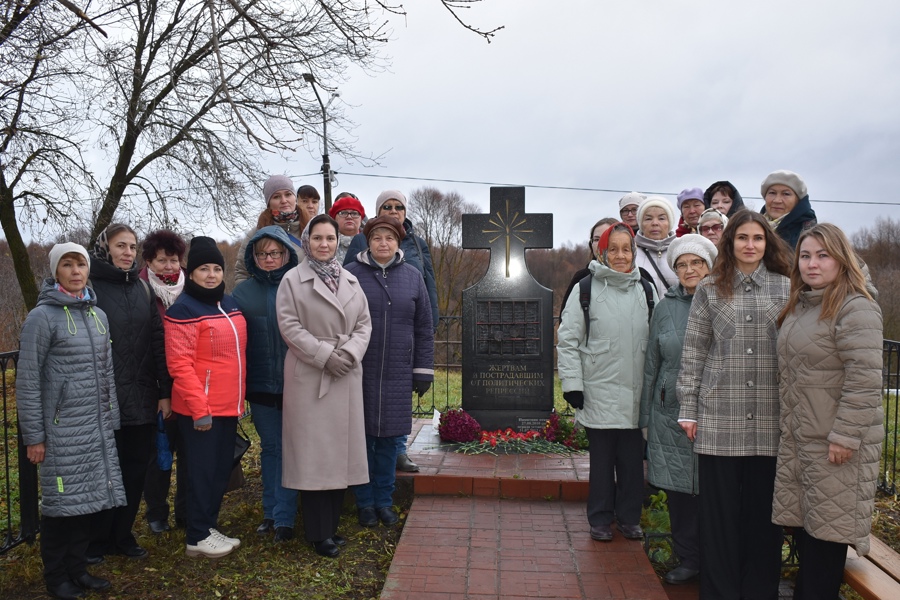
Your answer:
[18,243,126,599]
[639,234,717,586]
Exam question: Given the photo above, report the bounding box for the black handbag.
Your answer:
[233,420,251,470]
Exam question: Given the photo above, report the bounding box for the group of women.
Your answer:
[559,170,884,600]
[18,177,436,599]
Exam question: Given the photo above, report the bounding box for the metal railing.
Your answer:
[881,339,900,494]
[1,351,38,554]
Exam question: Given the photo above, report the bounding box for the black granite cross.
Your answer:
[462,187,553,280]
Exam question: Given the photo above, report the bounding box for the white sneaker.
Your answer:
[186,533,234,558]
[209,528,241,549]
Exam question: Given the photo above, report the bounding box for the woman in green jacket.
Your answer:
[639,234,717,585]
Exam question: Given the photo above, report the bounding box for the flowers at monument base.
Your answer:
[437,409,586,455]
[437,408,483,443]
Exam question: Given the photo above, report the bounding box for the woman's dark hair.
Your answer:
[296,185,321,200]
[711,209,792,299]
[308,214,338,236]
[141,229,187,263]
[587,217,619,255]
[105,223,137,243]
[334,191,358,200]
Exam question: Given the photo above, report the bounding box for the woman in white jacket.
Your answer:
[557,222,657,543]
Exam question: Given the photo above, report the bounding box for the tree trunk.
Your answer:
[0,186,39,310]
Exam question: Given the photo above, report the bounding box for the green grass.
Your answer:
[1,418,408,599]
[414,368,573,418]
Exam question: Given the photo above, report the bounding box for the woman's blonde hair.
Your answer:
[777,223,872,327]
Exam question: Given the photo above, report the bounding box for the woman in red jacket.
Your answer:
[165,237,247,558]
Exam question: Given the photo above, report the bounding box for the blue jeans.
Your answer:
[353,435,400,509]
[251,403,298,528]
[395,435,408,455]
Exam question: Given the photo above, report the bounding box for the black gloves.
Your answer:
[413,380,432,398]
[563,391,585,410]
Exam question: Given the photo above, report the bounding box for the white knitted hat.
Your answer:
[667,234,718,271]
[49,242,90,279]
[618,191,645,210]
[637,196,676,236]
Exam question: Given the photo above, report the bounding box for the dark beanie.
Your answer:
[186,236,225,274]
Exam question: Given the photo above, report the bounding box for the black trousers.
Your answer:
[699,454,783,600]
[667,489,700,570]
[144,417,187,524]
[793,528,847,600]
[178,415,237,545]
[300,489,346,543]
[585,428,643,527]
[41,514,92,587]
[88,423,154,555]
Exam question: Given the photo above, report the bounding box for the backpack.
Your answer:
[578,266,655,343]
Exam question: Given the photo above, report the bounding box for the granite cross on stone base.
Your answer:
[460,187,555,432]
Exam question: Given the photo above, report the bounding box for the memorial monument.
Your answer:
[461,186,554,431]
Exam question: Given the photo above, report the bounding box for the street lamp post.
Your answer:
[302,73,337,211]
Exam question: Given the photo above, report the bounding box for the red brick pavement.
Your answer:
[380,420,697,600]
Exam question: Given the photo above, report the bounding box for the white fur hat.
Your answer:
[49,242,90,279]
[667,234,718,271]
[637,196,676,235]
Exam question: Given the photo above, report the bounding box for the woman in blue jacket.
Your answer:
[343,190,439,474]
[345,216,434,527]
[233,226,300,542]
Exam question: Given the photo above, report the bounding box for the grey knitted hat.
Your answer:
[760,170,807,199]
[263,175,295,205]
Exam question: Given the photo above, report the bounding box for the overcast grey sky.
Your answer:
[275,0,900,246]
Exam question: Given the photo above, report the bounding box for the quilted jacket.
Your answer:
[557,261,655,430]
[90,256,172,426]
[772,290,883,555]
[17,280,127,517]
[640,283,698,494]
[345,251,434,437]
[165,290,247,425]
[677,264,789,456]
[232,226,299,401]
[343,218,440,329]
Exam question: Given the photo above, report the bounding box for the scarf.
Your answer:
[272,207,299,224]
[147,268,185,309]
[56,283,89,300]
[300,223,341,294]
[93,227,136,270]
[184,278,225,305]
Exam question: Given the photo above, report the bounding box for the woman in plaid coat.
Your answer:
[677,210,792,600]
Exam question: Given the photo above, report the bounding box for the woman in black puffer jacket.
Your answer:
[87,223,172,561]
[345,216,434,528]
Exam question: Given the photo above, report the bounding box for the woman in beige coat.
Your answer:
[774,223,883,600]
[276,214,372,558]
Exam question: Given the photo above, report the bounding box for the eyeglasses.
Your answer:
[381,203,405,212]
[699,224,724,235]
[337,210,361,218]
[674,258,707,272]
[255,251,284,260]
[619,207,638,215]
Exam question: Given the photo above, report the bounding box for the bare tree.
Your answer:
[854,216,900,340]
[1,1,501,309]
[408,186,486,315]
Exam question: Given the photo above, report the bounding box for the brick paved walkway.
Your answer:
[381,495,670,600]
[380,420,694,599]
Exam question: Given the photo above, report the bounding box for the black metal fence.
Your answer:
[3,337,900,554]
[1,350,38,554]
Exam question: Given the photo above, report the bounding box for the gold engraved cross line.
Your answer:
[481,198,533,277]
